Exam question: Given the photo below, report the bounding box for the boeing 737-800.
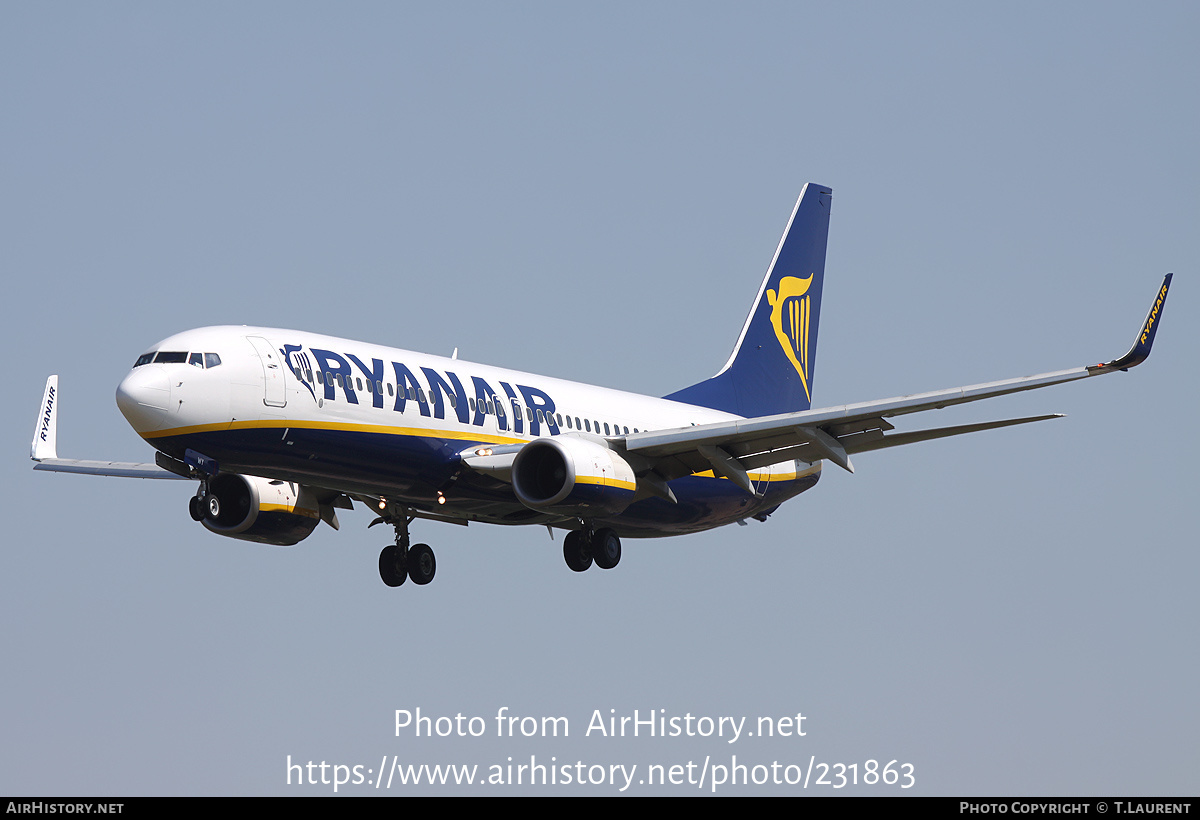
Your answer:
[30,184,1171,588]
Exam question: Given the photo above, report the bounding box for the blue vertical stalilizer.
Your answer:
[665,183,832,417]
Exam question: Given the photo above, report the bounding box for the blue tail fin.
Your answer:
[665,183,832,417]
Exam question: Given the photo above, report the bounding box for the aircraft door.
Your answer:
[247,336,287,408]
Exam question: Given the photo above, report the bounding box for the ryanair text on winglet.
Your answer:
[39,384,55,443]
[1141,281,1169,344]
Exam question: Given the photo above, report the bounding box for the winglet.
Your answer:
[31,375,59,461]
[30,373,189,480]
[1092,274,1172,373]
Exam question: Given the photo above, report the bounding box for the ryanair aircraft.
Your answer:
[30,184,1171,588]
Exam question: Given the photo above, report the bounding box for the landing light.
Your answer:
[437,492,446,506]
[378,499,387,510]
[474,447,493,457]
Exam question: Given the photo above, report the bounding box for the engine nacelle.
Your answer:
[201,474,320,546]
[511,436,637,516]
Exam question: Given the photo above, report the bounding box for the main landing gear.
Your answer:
[189,483,218,521]
[374,512,436,588]
[563,527,621,573]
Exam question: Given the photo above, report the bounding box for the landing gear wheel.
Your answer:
[592,528,621,570]
[188,496,205,521]
[378,545,408,587]
[408,543,436,585]
[563,530,593,572]
[207,495,220,519]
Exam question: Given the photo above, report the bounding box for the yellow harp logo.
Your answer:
[766,274,814,400]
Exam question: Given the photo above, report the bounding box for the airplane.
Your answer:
[30,183,1172,589]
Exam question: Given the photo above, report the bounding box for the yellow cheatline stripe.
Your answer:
[141,418,528,446]
[574,475,638,491]
[691,468,803,482]
[142,422,816,486]
[260,504,319,518]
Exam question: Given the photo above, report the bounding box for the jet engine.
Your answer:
[199,474,320,546]
[511,436,637,516]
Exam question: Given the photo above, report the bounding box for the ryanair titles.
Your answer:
[283,344,560,437]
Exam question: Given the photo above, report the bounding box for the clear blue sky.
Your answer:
[2,2,1195,795]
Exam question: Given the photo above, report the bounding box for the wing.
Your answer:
[30,375,188,480]
[621,274,1171,490]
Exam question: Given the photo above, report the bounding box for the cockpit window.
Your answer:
[135,351,222,368]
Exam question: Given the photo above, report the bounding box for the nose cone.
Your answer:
[115,367,171,433]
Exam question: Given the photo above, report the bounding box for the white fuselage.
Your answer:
[115,326,818,536]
